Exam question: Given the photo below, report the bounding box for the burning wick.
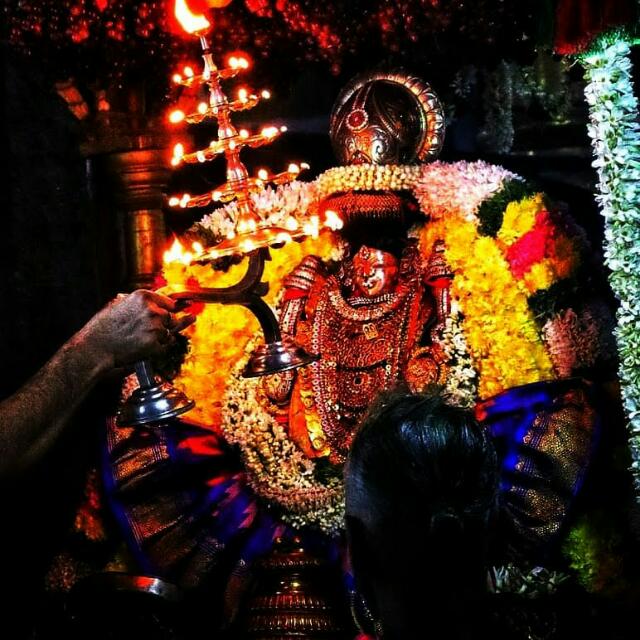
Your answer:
[164,238,193,265]
[169,110,185,123]
[171,142,185,166]
[174,0,211,34]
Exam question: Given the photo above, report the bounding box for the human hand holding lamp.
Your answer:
[0,290,193,477]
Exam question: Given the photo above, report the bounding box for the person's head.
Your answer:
[345,387,498,639]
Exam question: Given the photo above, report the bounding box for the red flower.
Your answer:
[506,211,553,279]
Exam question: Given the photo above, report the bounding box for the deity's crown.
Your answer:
[329,70,446,166]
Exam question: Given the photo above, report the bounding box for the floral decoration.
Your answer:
[221,345,345,534]
[562,512,626,596]
[417,212,554,399]
[161,160,601,532]
[438,298,478,409]
[580,37,640,496]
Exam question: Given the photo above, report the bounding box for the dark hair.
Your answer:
[345,387,498,637]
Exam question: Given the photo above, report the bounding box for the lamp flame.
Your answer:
[324,209,344,231]
[164,238,193,265]
[174,0,211,34]
[163,238,205,265]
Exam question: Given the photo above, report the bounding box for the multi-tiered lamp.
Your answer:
[118,0,341,427]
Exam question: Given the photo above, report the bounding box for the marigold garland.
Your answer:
[497,193,546,246]
[477,178,537,236]
[417,216,554,399]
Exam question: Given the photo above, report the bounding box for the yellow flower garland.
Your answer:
[163,232,342,426]
[497,193,545,245]
[419,217,554,399]
[495,193,581,295]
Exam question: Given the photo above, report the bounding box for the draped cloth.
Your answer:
[104,378,599,588]
[104,419,286,589]
[478,378,600,562]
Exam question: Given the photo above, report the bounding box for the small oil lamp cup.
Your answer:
[116,359,195,427]
[244,337,318,378]
[240,298,319,377]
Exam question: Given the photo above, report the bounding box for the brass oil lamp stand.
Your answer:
[118,4,350,639]
[118,4,330,428]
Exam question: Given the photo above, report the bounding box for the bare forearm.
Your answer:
[0,329,111,477]
[0,289,193,478]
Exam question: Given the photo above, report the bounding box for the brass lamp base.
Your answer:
[117,360,195,427]
[236,537,351,639]
[243,336,319,378]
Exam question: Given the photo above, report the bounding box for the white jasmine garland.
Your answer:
[220,338,345,535]
[193,161,517,239]
[440,299,478,408]
[411,160,516,221]
[581,39,640,496]
[194,180,320,240]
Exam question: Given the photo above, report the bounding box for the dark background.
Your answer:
[1,0,639,635]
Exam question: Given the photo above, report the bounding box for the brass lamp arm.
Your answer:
[171,248,269,303]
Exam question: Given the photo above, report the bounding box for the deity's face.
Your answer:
[352,246,399,298]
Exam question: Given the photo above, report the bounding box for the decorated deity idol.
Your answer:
[251,72,450,472]
[261,211,443,465]
[101,70,616,633]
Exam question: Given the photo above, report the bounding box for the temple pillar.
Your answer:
[103,147,169,290]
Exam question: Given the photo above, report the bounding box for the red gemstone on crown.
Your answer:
[346,108,368,131]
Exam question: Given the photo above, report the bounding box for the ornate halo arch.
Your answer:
[329,70,446,164]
